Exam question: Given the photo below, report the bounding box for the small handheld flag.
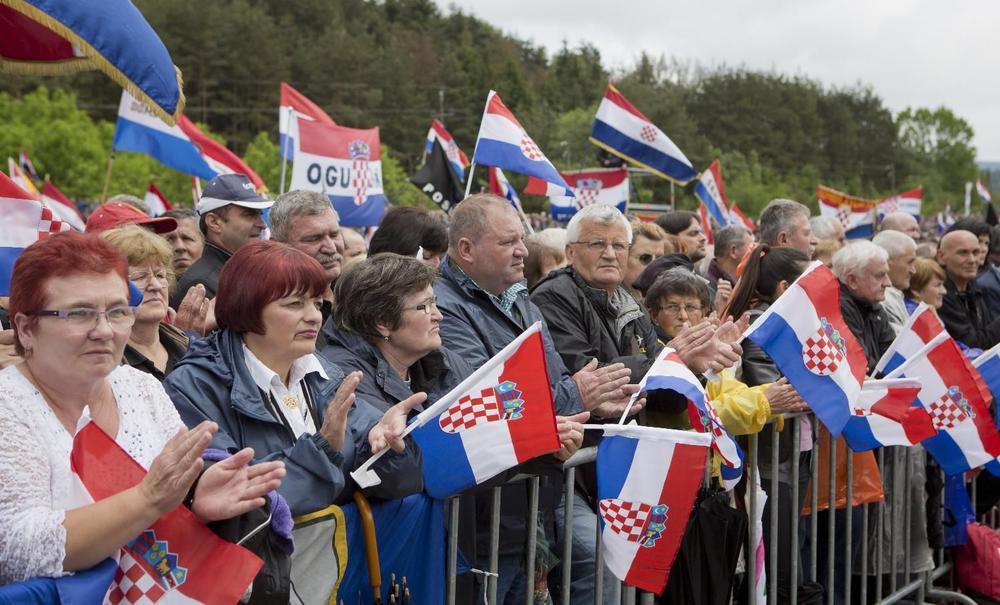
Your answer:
[840,379,936,451]
[873,302,945,376]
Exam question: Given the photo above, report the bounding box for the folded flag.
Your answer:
[526,167,629,221]
[887,332,1000,475]
[744,261,868,436]
[144,181,173,216]
[589,83,697,185]
[978,179,992,203]
[279,82,336,161]
[70,417,262,603]
[471,90,572,196]
[488,166,522,210]
[693,160,732,227]
[406,322,560,498]
[596,423,711,594]
[817,184,877,239]
[840,379,936,452]
[1,172,70,295]
[628,348,743,489]
[39,180,85,231]
[876,187,922,219]
[289,118,387,227]
[425,119,469,182]
[874,302,945,375]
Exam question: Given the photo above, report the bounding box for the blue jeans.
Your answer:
[550,491,619,605]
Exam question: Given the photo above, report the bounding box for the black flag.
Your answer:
[410,139,464,212]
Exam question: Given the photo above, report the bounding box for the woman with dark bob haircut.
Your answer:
[0,232,283,585]
[321,252,473,413]
[367,207,449,269]
[164,240,425,520]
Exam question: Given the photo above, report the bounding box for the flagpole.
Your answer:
[461,91,493,201]
[100,152,116,203]
[279,107,291,195]
[463,162,477,199]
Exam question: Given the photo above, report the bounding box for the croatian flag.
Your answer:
[40,180,85,231]
[526,167,629,221]
[596,424,710,594]
[289,119,387,227]
[840,379,936,452]
[145,181,172,216]
[973,342,1000,428]
[69,416,263,604]
[887,332,1000,475]
[873,303,945,376]
[426,119,469,182]
[1,172,70,295]
[629,349,743,489]
[488,167,521,209]
[817,184,876,239]
[693,160,732,226]
[590,83,697,185]
[744,262,868,436]
[410,322,560,498]
[876,187,922,219]
[279,82,336,161]
[471,90,573,196]
[978,179,992,203]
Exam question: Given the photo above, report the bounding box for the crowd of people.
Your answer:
[0,173,997,603]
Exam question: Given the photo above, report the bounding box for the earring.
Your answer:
[383,335,390,342]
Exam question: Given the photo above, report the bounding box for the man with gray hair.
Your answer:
[759,198,817,256]
[880,211,921,241]
[831,240,895,371]
[707,224,753,286]
[872,230,917,333]
[810,216,845,250]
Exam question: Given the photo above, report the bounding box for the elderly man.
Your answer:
[759,198,817,257]
[436,194,633,604]
[937,230,1000,349]
[872,230,917,332]
[162,209,204,277]
[880,211,922,241]
[810,216,846,250]
[831,241,895,371]
[707,224,753,286]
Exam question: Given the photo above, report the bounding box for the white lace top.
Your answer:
[0,364,185,584]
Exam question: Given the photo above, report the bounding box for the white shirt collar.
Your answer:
[242,343,328,394]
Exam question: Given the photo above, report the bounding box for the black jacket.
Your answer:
[939,277,1000,350]
[838,282,896,375]
[530,266,662,377]
[170,241,231,308]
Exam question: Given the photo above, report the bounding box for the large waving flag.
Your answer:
[1,172,70,295]
[693,160,732,226]
[488,166,522,209]
[289,118,387,227]
[471,90,573,196]
[874,303,945,375]
[817,185,877,239]
[744,262,868,436]
[887,332,1000,475]
[406,322,560,498]
[840,379,936,452]
[590,83,697,185]
[177,116,265,189]
[526,167,630,221]
[425,119,469,182]
[70,418,262,603]
[279,82,335,161]
[0,0,184,124]
[596,424,710,594]
[876,187,922,219]
[40,180,84,231]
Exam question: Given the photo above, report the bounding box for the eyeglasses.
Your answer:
[128,270,170,285]
[402,298,439,315]
[30,306,137,330]
[573,240,630,254]
[637,253,662,265]
[658,303,703,317]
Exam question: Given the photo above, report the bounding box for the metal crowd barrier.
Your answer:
[441,411,983,605]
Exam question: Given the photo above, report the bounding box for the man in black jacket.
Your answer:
[831,240,896,372]
[937,229,1000,349]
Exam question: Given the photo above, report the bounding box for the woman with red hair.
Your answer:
[0,232,284,585]
[164,240,424,520]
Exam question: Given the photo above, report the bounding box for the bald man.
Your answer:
[880,212,921,241]
[936,230,1000,348]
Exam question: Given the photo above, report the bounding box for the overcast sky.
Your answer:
[445,1,1000,160]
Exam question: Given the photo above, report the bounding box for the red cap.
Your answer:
[85,202,178,234]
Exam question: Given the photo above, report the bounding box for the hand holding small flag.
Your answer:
[554,411,590,461]
[369,392,428,454]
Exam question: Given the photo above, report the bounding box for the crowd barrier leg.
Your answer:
[769,423,779,605]
[525,477,539,605]
[860,502,869,605]
[594,517,604,604]
[561,467,575,605]
[875,448,885,601]
[488,486,501,605]
[747,432,759,605]
[790,419,801,605]
[826,434,836,605]
[810,416,820,585]
[447,497,459,605]
[844,450,853,605]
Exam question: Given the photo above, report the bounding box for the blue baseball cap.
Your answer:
[196,174,272,215]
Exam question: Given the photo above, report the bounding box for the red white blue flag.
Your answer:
[840,379,936,452]
[693,160,732,226]
[471,91,572,196]
[40,180,85,231]
[144,181,172,216]
[874,303,945,376]
[876,187,922,219]
[409,322,560,498]
[590,84,697,185]
[744,262,868,436]
[289,119,387,227]
[525,167,629,221]
[596,424,710,594]
[425,119,469,182]
[279,82,336,160]
[488,166,521,209]
[0,172,70,295]
[978,180,992,203]
[729,202,755,230]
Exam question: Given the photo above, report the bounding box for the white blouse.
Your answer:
[242,344,327,439]
[0,364,185,583]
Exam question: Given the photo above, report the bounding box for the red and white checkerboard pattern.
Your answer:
[802,328,843,375]
[881,200,899,215]
[927,394,967,430]
[574,188,599,209]
[639,125,658,143]
[439,388,503,433]
[107,551,167,604]
[599,498,652,543]
[836,205,852,229]
[519,137,543,161]
[351,158,371,206]
[37,207,69,238]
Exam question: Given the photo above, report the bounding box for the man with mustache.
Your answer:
[270,190,345,324]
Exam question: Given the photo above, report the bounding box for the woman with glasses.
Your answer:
[102,225,189,380]
[643,267,711,342]
[0,232,284,585]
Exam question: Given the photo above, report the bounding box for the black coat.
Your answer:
[838,282,896,375]
[170,241,230,308]
[939,277,1000,350]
